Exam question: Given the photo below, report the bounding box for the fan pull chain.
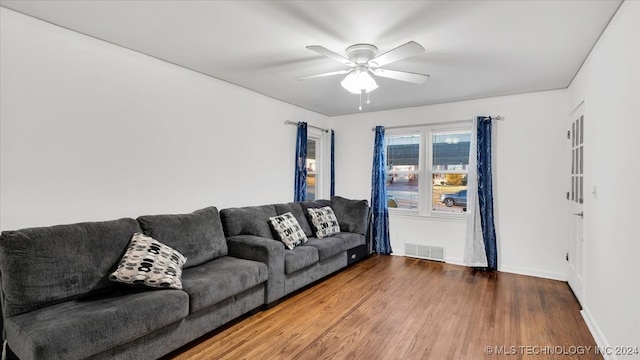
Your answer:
[359,91,362,111]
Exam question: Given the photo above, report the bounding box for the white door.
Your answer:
[567,109,585,304]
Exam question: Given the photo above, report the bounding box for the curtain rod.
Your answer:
[284,120,329,133]
[371,116,504,131]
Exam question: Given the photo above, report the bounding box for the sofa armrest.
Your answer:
[227,235,285,304]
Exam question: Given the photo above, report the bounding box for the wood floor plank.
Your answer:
[163,255,601,360]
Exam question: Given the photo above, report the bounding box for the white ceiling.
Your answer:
[0,0,623,116]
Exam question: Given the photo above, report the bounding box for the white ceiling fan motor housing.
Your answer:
[345,44,378,65]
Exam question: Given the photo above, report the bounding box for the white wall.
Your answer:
[331,90,570,280]
[0,8,329,230]
[567,2,640,358]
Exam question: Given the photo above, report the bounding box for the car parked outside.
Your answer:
[440,189,467,207]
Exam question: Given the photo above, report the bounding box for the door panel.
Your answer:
[568,110,585,304]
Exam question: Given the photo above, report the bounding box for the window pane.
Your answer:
[579,176,583,204]
[306,174,316,201]
[306,139,316,173]
[306,139,316,200]
[387,134,419,170]
[432,132,471,171]
[386,134,420,209]
[432,174,467,213]
[387,173,419,209]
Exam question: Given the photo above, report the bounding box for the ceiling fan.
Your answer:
[298,41,429,109]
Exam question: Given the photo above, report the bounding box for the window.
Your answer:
[386,126,471,216]
[306,138,317,200]
[305,129,326,201]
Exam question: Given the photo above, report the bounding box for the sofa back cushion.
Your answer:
[137,206,227,269]
[274,202,313,237]
[0,218,141,317]
[331,196,370,235]
[299,199,333,214]
[220,205,277,239]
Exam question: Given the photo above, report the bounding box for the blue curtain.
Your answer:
[294,122,307,202]
[371,126,392,254]
[330,129,335,196]
[477,116,498,270]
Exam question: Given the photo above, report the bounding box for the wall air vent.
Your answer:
[405,243,445,262]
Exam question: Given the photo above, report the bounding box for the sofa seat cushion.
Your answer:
[137,206,227,269]
[304,237,347,261]
[333,232,366,250]
[180,256,268,313]
[4,289,188,360]
[284,246,319,275]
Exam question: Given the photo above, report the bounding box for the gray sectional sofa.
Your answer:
[0,197,370,360]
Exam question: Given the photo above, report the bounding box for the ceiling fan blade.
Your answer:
[369,41,425,67]
[296,69,351,81]
[306,45,355,66]
[371,68,430,84]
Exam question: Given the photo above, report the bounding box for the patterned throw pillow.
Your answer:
[268,212,308,250]
[307,206,341,239]
[110,233,187,290]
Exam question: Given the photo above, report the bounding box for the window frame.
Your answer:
[386,131,422,211]
[386,123,471,219]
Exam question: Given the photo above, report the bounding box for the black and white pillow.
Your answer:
[110,233,186,290]
[269,212,308,250]
[307,206,341,239]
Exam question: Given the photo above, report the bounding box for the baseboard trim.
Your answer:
[396,253,566,281]
[497,264,567,281]
[448,257,567,282]
[445,256,464,266]
[581,308,616,360]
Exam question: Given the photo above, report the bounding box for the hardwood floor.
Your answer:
[164,255,601,360]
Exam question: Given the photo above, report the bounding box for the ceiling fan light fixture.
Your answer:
[340,68,378,94]
[302,41,427,109]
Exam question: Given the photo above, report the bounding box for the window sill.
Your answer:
[388,208,467,222]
